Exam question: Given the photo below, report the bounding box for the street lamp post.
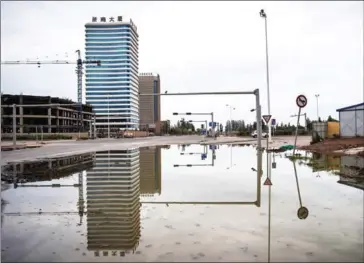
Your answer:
[226,104,235,136]
[315,94,320,121]
[260,9,272,143]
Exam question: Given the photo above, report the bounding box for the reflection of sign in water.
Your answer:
[263,177,272,186]
[209,145,217,150]
[297,206,309,219]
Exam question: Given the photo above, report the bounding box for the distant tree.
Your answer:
[327,115,339,122]
[306,117,312,131]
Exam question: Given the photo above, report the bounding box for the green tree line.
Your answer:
[161,115,338,136]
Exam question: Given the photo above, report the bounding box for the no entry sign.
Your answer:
[296,95,307,108]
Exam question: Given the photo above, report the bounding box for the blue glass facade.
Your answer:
[85,20,139,130]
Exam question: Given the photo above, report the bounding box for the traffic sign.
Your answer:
[209,122,217,128]
[297,206,309,220]
[272,162,276,169]
[263,177,272,186]
[209,145,217,150]
[296,95,308,108]
[262,115,272,124]
[271,119,276,126]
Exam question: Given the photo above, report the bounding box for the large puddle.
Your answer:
[1,145,363,262]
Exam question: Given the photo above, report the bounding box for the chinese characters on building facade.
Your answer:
[91,16,137,31]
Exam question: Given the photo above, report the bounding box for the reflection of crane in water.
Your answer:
[14,178,86,225]
[77,172,85,226]
[12,167,88,226]
[2,52,101,226]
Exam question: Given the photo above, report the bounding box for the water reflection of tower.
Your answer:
[139,147,162,197]
[86,149,141,257]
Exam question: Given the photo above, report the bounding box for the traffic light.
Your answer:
[186,112,192,115]
[173,113,178,115]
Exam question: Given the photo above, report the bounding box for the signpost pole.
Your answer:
[293,95,307,156]
[211,112,215,139]
[293,160,309,219]
[293,107,301,156]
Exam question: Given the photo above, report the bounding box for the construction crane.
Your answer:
[1,51,101,107]
[1,52,101,226]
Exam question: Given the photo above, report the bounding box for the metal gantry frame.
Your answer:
[173,112,214,137]
[187,120,208,138]
[142,148,262,206]
[174,147,216,167]
[139,89,263,206]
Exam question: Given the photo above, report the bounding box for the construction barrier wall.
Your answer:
[327,122,340,138]
[312,121,328,139]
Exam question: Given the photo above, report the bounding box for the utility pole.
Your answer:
[315,94,320,121]
[260,9,272,143]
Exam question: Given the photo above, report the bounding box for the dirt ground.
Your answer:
[299,137,364,156]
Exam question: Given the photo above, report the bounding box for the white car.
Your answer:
[251,130,268,138]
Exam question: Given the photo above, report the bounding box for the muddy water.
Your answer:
[1,145,363,262]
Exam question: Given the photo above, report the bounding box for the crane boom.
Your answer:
[1,60,100,65]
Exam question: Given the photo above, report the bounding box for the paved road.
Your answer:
[0,136,212,165]
[0,135,311,165]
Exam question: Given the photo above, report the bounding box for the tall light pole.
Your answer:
[226,104,235,136]
[315,94,320,121]
[260,9,272,143]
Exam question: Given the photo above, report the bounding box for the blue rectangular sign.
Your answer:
[209,122,217,127]
[271,119,276,126]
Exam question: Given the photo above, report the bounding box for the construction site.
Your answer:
[1,94,95,139]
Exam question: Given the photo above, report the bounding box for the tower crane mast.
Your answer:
[1,53,101,105]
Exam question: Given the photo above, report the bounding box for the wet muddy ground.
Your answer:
[1,145,363,262]
[299,137,364,156]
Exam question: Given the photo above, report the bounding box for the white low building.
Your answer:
[336,102,364,137]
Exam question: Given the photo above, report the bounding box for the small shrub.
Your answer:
[310,132,322,144]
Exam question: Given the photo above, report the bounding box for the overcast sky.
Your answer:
[1,1,363,126]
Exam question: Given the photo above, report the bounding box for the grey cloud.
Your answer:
[1,1,362,126]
